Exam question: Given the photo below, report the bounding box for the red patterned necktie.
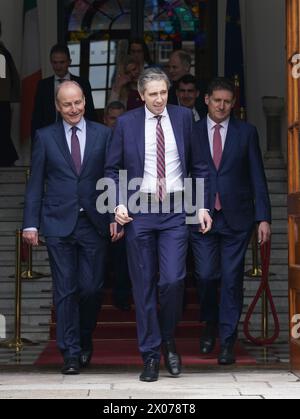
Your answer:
[213,124,222,210]
[155,116,167,202]
[71,126,82,174]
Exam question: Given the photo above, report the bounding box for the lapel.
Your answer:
[168,105,186,173]
[52,122,78,176]
[218,117,238,172]
[134,107,146,172]
[200,118,216,173]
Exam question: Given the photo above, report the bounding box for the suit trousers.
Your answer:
[125,209,188,361]
[190,210,253,345]
[45,214,108,360]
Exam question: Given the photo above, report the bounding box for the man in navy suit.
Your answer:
[31,44,96,140]
[190,77,271,365]
[23,81,118,375]
[105,67,212,382]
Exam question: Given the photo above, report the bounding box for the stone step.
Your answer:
[0,208,23,219]
[0,184,26,195]
[263,158,286,169]
[271,207,287,219]
[265,168,287,181]
[270,194,287,207]
[267,182,287,194]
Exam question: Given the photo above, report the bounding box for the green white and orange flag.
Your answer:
[20,0,42,143]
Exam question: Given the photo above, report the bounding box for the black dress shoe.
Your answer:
[139,358,160,382]
[218,343,236,366]
[162,341,182,377]
[61,358,80,375]
[199,322,217,355]
[79,349,93,368]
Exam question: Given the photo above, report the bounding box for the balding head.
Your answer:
[167,50,192,82]
[55,81,86,126]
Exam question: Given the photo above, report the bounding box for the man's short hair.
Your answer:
[50,44,71,60]
[138,67,170,95]
[207,77,236,98]
[105,101,126,115]
[177,74,199,90]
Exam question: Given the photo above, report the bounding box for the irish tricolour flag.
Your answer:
[20,0,42,143]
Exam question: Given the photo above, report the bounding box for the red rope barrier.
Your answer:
[243,240,280,345]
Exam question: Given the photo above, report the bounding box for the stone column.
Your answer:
[262,96,285,158]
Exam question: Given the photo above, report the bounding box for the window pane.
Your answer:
[108,65,116,88]
[92,91,106,109]
[90,41,109,65]
[110,41,117,64]
[70,66,80,77]
[68,43,80,66]
[89,66,107,89]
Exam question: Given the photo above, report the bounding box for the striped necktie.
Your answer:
[155,115,167,202]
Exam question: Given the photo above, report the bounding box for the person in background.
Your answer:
[31,44,96,140]
[128,38,153,70]
[109,56,143,111]
[103,101,132,311]
[103,101,126,129]
[167,50,192,105]
[0,20,20,166]
[176,74,207,122]
[190,77,271,366]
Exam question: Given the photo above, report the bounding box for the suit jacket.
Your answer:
[23,120,111,237]
[105,105,209,218]
[31,74,96,139]
[192,117,271,231]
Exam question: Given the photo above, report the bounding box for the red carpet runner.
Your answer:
[35,288,256,367]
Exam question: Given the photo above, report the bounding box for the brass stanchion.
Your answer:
[21,168,50,280]
[0,230,38,351]
[21,242,50,280]
[245,230,262,277]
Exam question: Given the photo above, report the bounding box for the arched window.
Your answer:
[61,0,216,111]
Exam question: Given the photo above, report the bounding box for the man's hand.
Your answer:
[115,205,133,226]
[258,221,271,245]
[198,210,213,234]
[22,231,39,247]
[110,222,125,243]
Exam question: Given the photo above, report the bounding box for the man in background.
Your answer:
[31,44,96,140]
[0,20,20,166]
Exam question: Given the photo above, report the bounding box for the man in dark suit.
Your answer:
[190,77,271,365]
[23,81,118,375]
[105,67,212,382]
[31,44,96,140]
[176,74,207,122]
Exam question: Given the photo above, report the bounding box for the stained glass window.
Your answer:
[62,0,216,110]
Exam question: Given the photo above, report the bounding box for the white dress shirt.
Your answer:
[207,115,230,157]
[140,106,184,193]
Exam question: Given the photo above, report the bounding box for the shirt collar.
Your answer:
[55,73,71,83]
[63,117,85,133]
[207,115,230,131]
[145,105,168,120]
